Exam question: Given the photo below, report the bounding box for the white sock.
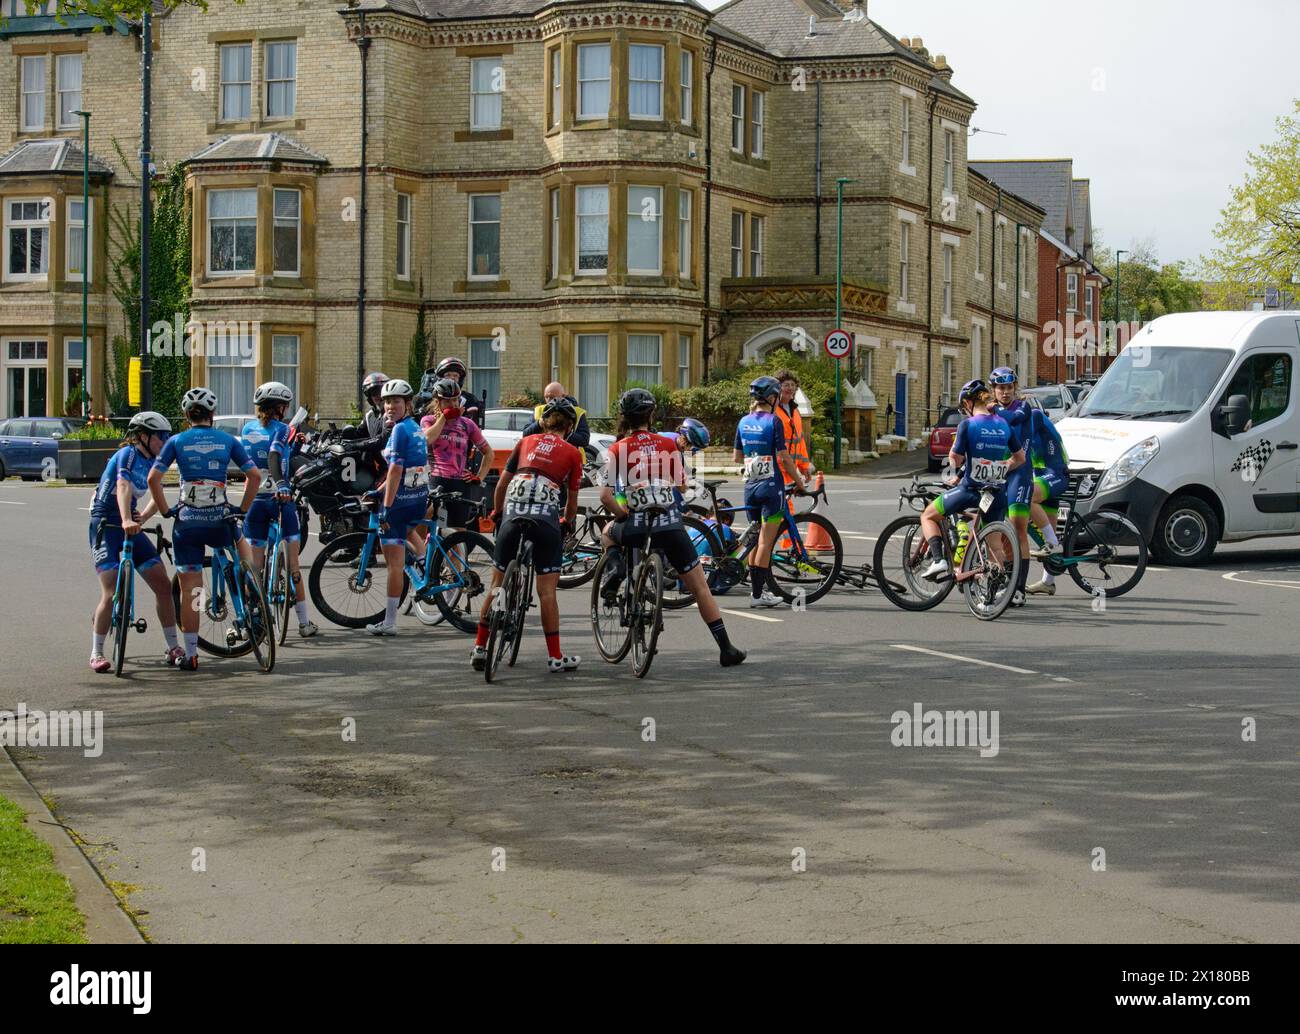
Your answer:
[184,632,199,658]
[1041,571,1056,586]
[385,597,400,626]
[162,625,179,650]
[92,632,106,656]
[1041,523,1060,547]
[295,601,310,625]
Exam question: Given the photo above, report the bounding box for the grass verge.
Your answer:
[0,793,88,943]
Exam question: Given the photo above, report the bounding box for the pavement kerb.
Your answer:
[0,746,146,945]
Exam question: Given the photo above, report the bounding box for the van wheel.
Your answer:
[1151,495,1219,566]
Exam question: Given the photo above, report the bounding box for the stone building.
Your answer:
[1,0,1044,436]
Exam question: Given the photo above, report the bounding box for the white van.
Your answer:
[1057,311,1299,564]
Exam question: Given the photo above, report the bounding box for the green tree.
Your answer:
[407,307,430,389]
[1095,238,1203,323]
[0,1,242,23]
[1199,100,1300,306]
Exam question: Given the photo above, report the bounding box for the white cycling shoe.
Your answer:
[470,645,487,671]
[298,621,319,638]
[920,557,951,582]
[750,591,784,609]
[1030,543,1064,560]
[1026,580,1057,596]
[366,621,398,637]
[548,655,580,673]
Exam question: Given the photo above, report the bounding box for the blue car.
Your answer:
[0,417,85,480]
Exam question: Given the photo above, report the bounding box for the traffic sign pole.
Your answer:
[824,328,852,472]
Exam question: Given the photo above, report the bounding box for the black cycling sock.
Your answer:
[1016,561,1030,592]
[927,535,945,560]
[707,618,731,650]
[749,564,768,598]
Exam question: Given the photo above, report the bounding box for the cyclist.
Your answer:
[361,371,389,440]
[366,378,430,636]
[421,377,494,532]
[88,411,182,672]
[733,376,808,609]
[598,388,746,667]
[991,367,1034,606]
[521,382,591,450]
[242,381,318,638]
[471,397,585,674]
[1025,403,1071,596]
[432,356,485,428]
[919,379,1026,582]
[147,388,262,671]
[774,369,816,492]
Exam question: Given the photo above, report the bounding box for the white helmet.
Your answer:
[182,387,218,414]
[254,381,293,406]
[128,411,172,435]
[379,379,414,400]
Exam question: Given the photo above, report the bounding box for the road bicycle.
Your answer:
[97,522,172,677]
[259,496,300,645]
[404,490,489,626]
[1027,470,1148,599]
[308,489,493,632]
[483,517,538,683]
[590,505,679,679]
[873,477,1022,621]
[168,512,276,671]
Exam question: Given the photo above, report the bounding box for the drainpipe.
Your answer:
[814,80,822,274]
[991,186,1002,372]
[139,8,153,410]
[355,13,370,395]
[1014,221,1024,375]
[923,91,937,430]
[702,35,718,381]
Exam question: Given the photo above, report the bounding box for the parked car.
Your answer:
[1021,385,1076,421]
[0,417,86,480]
[483,408,535,433]
[480,407,614,466]
[927,408,962,472]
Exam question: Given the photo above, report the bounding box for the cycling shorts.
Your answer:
[381,496,429,547]
[90,522,161,575]
[1034,469,1068,511]
[244,496,301,549]
[174,521,243,574]
[432,476,477,528]
[1006,464,1034,518]
[934,486,1008,525]
[743,481,785,523]
[609,518,700,576]
[494,515,564,575]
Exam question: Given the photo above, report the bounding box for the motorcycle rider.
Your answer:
[361,371,389,440]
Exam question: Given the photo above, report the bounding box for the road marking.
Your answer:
[841,533,878,541]
[0,500,24,505]
[720,608,785,623]
[1223,571,1300,590]
[890,644,1038,676]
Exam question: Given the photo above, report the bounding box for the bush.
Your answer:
[65,420,125,442]
[500,390,542,409]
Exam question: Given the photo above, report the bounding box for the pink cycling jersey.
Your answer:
[421,413,489,478]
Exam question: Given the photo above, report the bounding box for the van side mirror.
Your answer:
[1221,394,1250,436]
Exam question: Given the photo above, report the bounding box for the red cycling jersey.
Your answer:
[502,432,584,523]
[603,429,686,492]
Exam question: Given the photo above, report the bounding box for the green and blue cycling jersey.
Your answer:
[1028,408,1069,506]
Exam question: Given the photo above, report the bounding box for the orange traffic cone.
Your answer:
[788,473,833,554]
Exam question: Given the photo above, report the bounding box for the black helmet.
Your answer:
[433,377,460,401]
[959,379,989,404]
[618,388,657,419]
[362,372,388,401]
[749,376,781,403]
[435,357,467,382]
[542,396,578,424]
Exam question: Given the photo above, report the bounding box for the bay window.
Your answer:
[576,185,608,275]
[627,333,662,385]
[207,189,257,276]
[273,188,300,276]
[577,44,611,120]
[576,333,609,416]
[66,198,90,280]
[272,334,299,403]
[628,44,663,120]
[5,198,50,282]
[678,189,692,279]
[626,185,662,275]
[469,337,500,408]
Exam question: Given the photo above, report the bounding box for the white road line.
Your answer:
[1223,571,1300,590]
[841,533,878,541]
[720,608,785,623]
[890,644,1038,676]
[0,500,24,505]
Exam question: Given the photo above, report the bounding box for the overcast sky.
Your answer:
[703,0,1300,269]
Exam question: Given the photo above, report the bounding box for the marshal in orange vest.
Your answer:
[774,401,813,486]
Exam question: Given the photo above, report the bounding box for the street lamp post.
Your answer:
[73,110,90,418]
[1114,249,1128,326]
[834,176,858,471]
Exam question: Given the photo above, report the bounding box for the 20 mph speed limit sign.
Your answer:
[824,329,853,360]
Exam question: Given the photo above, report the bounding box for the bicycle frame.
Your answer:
[353,508,472,602]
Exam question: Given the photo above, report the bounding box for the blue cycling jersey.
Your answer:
[953,412,1022,490]
[733,411,786,491]
[240,418,291,492]
[994,399,1033,446]
[383,417,430,507]
[1029,409,1069,475]
[152,426,255,525]
[90,445,152,527]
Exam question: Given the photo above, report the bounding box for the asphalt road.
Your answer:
[2,473,1297,943]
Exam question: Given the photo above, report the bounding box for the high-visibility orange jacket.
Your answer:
[775,401,813,485]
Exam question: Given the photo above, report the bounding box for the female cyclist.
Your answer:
[991,367,1035,606]
[421,376,494,531]
[242,381,318,637]
[88,411,182,671]
[471,398,585,673]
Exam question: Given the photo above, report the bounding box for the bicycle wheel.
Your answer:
[428,530,495,633]
[590,550,633,663]
[111,561,132,678]
[767,512,843,606]
[308,532,408,629]
[238,560,276,673]
[173,558,253,657]
[872,515,956,611]
[508,560,532,667]
[402,550,447,625]
[1065,510,1148,600]
[558,505,609,589]
[269,542,292,645]
[662,516,723,611]
[484,561,519,684]
[961,520,1021,621]
[631,553,664,679]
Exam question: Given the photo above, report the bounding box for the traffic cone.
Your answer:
[787,473,834,554]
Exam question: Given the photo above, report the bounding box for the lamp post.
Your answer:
[1114,249,1127,324]
[73,109,90,418]
[834,176,858,470]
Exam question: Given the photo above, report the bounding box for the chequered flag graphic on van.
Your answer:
[1231,440,1274,485]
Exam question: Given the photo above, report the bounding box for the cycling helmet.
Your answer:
[182,387,218,414]
[361,372,388,399]
[254,381,293,406]
[678,417,710,450]
[542,396,578,424]
[433,377,461,401]
[618,388,657,419]
[989,367,1018,386]
[380,378,414,400]
[435,357,467,382]
[959,379,989,404]
[749,376,781,403]
[128,411,171,436]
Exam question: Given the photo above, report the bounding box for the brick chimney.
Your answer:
[933,54,954,80]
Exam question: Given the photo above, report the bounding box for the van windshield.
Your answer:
[1078,347,1232,421]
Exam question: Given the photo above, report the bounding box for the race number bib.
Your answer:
[970,458,1010,486]
[626,480,676,512]
[181,479,227,508]
[508,472,561,509]
[979,490,997,514]
[744,454,775,482]
[402,465,430,491]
